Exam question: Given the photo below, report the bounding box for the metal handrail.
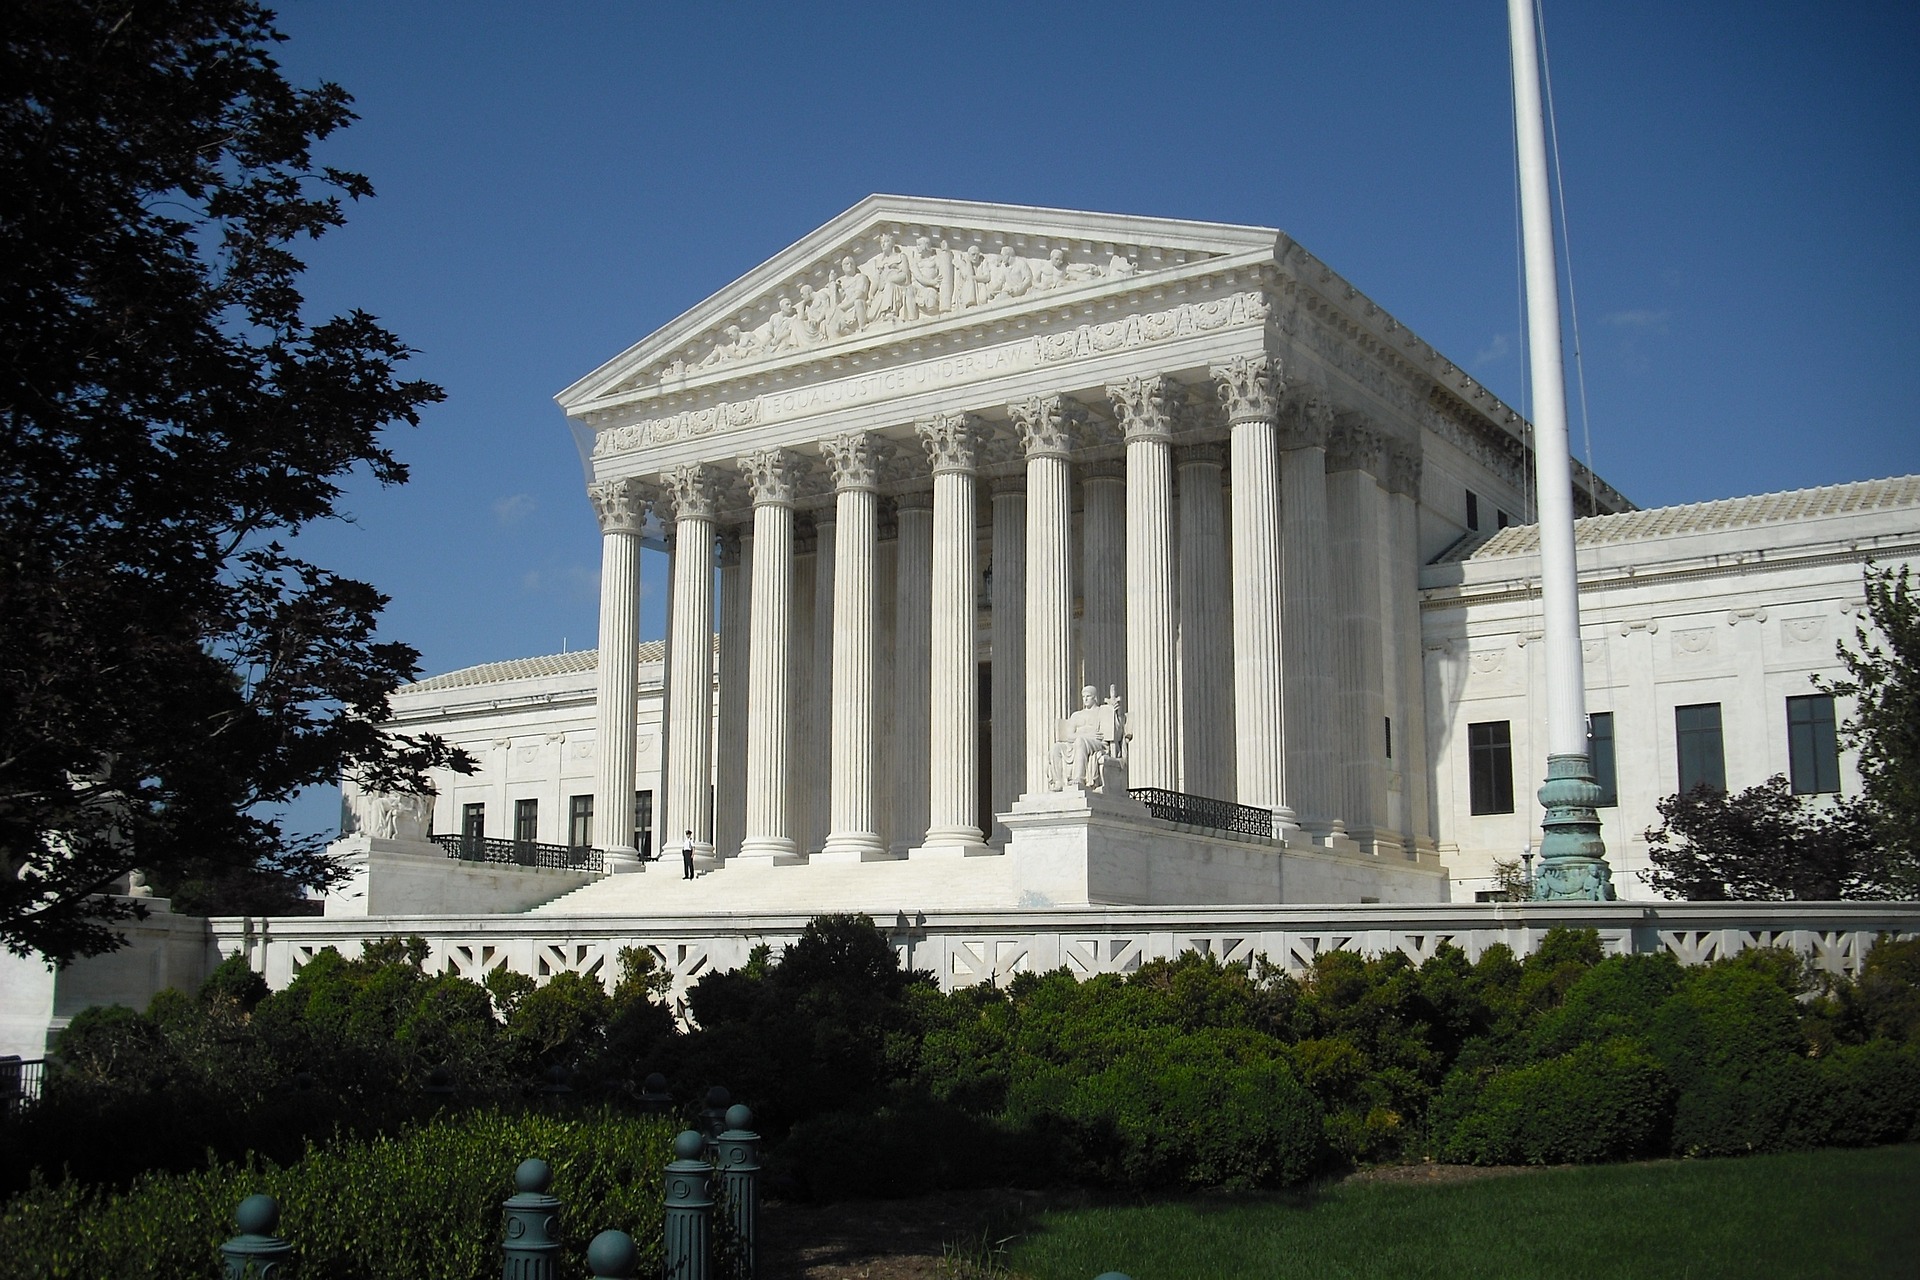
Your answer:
[434,833,604,874]
[0,1056,45,1113]
[1130,787,1274,838]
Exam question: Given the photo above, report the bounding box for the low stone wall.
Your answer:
[209,899,1920,1020]
[323,836,599,917]
[0,900,212,1058]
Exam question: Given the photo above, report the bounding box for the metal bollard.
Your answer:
[219,1194,292,1279]
[715,1103,761,1279]
[698,1085,730,1149]
[638,1071,676,1116]
[663,1129,713,1280]
[502,1157,562,1280]
[586,1229,638,1280]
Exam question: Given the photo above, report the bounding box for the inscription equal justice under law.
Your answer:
[590,288,1270,461]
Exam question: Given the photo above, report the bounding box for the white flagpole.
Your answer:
[1507,0,1613,900]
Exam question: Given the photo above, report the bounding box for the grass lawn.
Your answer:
[1008,1145,1920,1280]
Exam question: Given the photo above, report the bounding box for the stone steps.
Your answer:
[529,853,1023,916]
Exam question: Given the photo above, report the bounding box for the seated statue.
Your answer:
[1045,685,1130,793]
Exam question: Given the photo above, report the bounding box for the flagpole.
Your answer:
[1507,0,1613,900]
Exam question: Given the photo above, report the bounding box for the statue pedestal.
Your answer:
[1000,786,1156,906]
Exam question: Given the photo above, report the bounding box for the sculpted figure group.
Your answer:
[677,236,1140,375]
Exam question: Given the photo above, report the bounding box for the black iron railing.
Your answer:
[1130,788,1274,838]
[435,834,604,874]
[0,1056,45,1114]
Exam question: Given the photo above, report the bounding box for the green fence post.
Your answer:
[586,1230,638,1280]
[219,1194,292,1279]
[638,1072,676,1117]
[715,1103,761,1278]
[502,1157,562,1280]
[663,1130,713,1280]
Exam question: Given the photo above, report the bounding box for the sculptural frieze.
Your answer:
[653,236,1149,381]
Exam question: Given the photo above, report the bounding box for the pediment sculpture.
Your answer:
[1045,685,1132,794]
[661,235,1142,380]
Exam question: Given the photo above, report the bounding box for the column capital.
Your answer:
[989,475,1027,500]
[739,447,805,507]
[586,476,649,535]
[717,526,745,567]
[1107,374,1181,443]
[1276,389,1334,452]
[1327,415,1386,475]
[1081,458,1126,483]
[1211,354,1283,424]
[916,412,988,474]
[1176,441,1228,470]
[1010,394,1085,459]
[894,487,935,513]
[1385,442,1424,496]
[661,462,724,522]
[821,431,886,492]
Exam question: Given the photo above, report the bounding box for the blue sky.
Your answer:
[264,1,1919,837]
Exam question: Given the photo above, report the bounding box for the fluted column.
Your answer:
[1080,461,1126,696]
[788,527,816,854]
[661,463,722,859]
[1386,443,1433,849]
[714,528,750,862]
[891,492,934,854]
[1177,444,1233,798]
[737,448,803,863]
[915,413,989,855]
[1213,356,1293,827]
[1327,416,1389,846]
[1011,395,1082,795]
[587,478,648,872]
[1277,393,1338,834]
[806,511,836,855]
[820,432,888,861]
[1110,376,1181,790]
[988,479,1027,842]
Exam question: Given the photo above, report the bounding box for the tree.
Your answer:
[1823,562,1920,889]
[1642,777,1892,901]
[0,1,469,962]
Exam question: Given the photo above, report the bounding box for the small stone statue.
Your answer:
[1045,684,1130,793]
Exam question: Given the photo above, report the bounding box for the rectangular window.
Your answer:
[1787,694,1841,794]
[1589,712,1618,808]
[461,803,485,841]
[568,794,594,848]
[1675,703,1726,794]
[634,789,653,859]
[1384,716,1393,760]
[1496,509,1511,529]
[1468,720,1514,815]
[1466,490,1481,531]
[514,798,539,845]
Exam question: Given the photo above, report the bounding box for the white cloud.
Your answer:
[1473,333,1511,367]
[1602,308,1670,332]
[492,493,537,524]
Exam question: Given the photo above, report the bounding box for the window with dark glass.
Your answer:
[1466,490,1481,531]
[461,803,485,841]
[1468,720,1514,815]
[1497,509,1511,529]
[514,798,539,844]
[1588,712,1618,808]
[1787,694,1841,794]
[568,794,594,848]
[634,789,653,859]
[1675,703,1726,794]
[1384,716,1393,760]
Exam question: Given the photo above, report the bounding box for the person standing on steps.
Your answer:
[681,829,695,880]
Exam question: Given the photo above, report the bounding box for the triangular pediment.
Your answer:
[557,195,1280,414]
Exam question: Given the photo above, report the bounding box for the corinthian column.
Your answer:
[1177,444,1233,798]
[915,413,989,855]
[988,479,1026,841]
[1213,356,1293,828]
[807,510,836,855]
[1327,415,1388,846]
[1011,395,1082,795]
[1109,375,1180,790]
[737,448,803,863]
[891,491,933,854]
[660,463,722,859]
[820,432,888,861]
[1277,392,1338,834]
[587,477,647,872]
[1385,443,1432,849]
[1080,461,1125,696]
[714,528,750,862]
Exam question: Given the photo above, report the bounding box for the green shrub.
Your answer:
[1434,1037,1675,1165]
[776,1099,1055,1200]
[0,1108,672,1280]
[1531,952,1683,1058]
[1648,961,1809,1156]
